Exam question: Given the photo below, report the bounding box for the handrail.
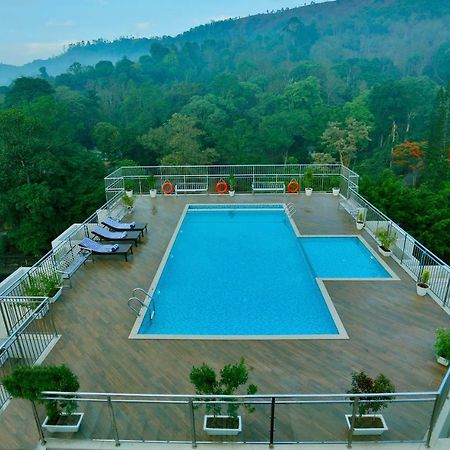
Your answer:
[127,296,146,316]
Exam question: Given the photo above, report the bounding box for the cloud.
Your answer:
[135,21,152,31]
[46,19,75,28]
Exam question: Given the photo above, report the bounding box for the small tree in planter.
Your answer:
[375,228,397,257]
[331,176,341,196]
[228,174,237,197]
[189,358,257,435]
[148,175,157,198]
[356,209,365,230]
[303,168,314,196]
[122,193,135,210]
[23,271,63,305]
[434,328,450,366]
[3,364,83,432]
[416,268,430,296]
[346,371,395,436]
[124,180,134,197]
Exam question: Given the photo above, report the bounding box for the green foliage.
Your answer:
[3,365,80,423]
[23,271,61,298]
[357,209,365,223]
[419,268,431,286]
[189,358,258,418]
[348,371,395,417]
[303,168,314,189]
[228,174,237,191]
[375,228,397,251]
[122,194,134,208]
[434,329,450,360]
[330,176,340,189]
[147,175,156,190]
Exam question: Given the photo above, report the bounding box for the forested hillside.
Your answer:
[0,0,449,272]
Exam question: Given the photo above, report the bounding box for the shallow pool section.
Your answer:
[138,205,341,337]
[300,237,392,279]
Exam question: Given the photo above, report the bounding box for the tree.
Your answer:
[93,122,121,160]
[321,118,370,166]
[391,141,426,187]
[139,113,218,165]
[5,77,54,107]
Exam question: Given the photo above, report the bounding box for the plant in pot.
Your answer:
[122,193,135,210]
[124,180,134,197]
[23,271,63,305]
[434,328,450,367]
[331,176,341,196]
[228,174,237,197]
[3,364,83,433]
[148,175,157,198]
[346,371,395,436]
[189,357,257,436]
[375,228,396,257]
[356,209,365,230]
[416,268,430,297]
[303,168,314,196]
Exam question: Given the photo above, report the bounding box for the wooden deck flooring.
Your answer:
[0,194,449,449]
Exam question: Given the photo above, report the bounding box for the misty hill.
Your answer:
[1,0,449,86]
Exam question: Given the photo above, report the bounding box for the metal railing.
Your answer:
[0,297,57,410]
[35,369,450,447]
[104,164,352,200]
[347,189,450,307]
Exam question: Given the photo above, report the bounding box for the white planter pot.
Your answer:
[416,283,429,297]
[332,187,340,196]
[125,190,133,198]
[305,188,313,196]
[356,221,364,230]
[345,414,388,436]
[378,246,392,257]
[437,356,449,367]
[42,412,84,433]
[49,287,63,303]
[149,189,157,198]
[203,415,242,436]
[229,190,235,197]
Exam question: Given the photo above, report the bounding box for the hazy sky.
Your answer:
[0,0,330,65]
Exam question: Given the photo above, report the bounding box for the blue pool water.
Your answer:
[301,237,391,279]
[139,205,338,336]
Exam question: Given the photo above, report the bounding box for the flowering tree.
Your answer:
[391,141,426,187]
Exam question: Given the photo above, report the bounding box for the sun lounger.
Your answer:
[101,217,148,236]
[79,238,133,261]
[92,226,142,246]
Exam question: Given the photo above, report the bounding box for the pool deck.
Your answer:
[1,193,449,449]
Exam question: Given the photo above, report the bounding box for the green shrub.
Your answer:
[190,357,257,419]
[375,228,397,251]
[348,371,395,418]
[23,271,60,298]
[3,365,80,424]
[435,328,450,360]
[122,194,134,208]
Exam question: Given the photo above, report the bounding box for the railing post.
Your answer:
[400,233,408,264]
[31,400,46,445]
[107,395,120,447]
[347,397,359,449]
[189,398,197,448]
[269,396,276,448]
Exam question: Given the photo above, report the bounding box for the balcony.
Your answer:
[0,164,449,448]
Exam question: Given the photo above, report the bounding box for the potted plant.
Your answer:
[190,358,257,436]
[331,176,341,196]
[148,175,157,198]
[356,209,365,230]
[416,268,430,296]
[303,168,314,196]
[434,328,450,367]
[228,174,237,197]
[122,193,135,210]
[124,180,133,197]
[345,371,395,436]
[23,271,63,304]
[375,228,396,257]
[3,364,83,433]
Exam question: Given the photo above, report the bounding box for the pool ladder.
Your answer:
[127,287,156,321]
[285,202,296,218]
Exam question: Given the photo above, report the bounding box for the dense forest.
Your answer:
[0,0,449,273]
